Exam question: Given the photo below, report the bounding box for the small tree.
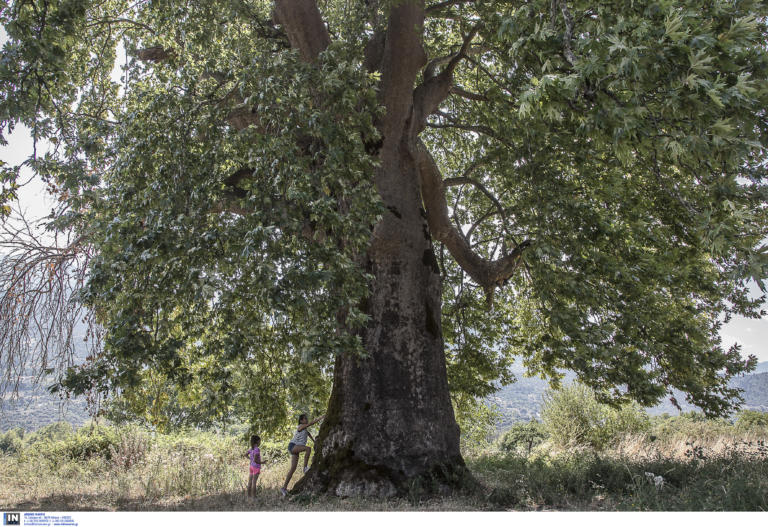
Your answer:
[499,420,547,456]
[453,394,500,455]
[0,428,25,454]
[735,410,768,432]
[542,383,649,450]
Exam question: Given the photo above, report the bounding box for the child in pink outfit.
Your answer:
[246,434,262,497]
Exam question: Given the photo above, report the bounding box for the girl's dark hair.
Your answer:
[298,414,307,424]
[250,434,260,447]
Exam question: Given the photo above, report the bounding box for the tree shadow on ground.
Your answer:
[8,491,289,511]
[6,487,494,512]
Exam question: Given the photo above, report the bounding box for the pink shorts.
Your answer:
[250,466,260,475]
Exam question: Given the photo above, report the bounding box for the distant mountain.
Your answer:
[732,372,768,407]
[0,377,90,433]
[489,368,768,431]
[0,321,93,432]
[3,358,767,434]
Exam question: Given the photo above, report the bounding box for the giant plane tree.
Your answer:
[2,0,768,496]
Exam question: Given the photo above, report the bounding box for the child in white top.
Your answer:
[280,413,324,496]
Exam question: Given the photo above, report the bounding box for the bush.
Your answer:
[156,430,237,457]
[56,424,121,460]
[541,383,649,450]
[499,420,547,455]
[14,422,75,454]
[650,411,732,441]
[453,396,500,455]
[31,422,75,442]
[735,410,768,432]
[259,440,290,465]
[109,426,152,469]
[0,428,25,454]
[606,401,651,440]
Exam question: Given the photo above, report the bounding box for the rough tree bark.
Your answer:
[273,0,527,496]
[303,152,464,496]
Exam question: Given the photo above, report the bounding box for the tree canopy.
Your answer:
[2,0,768,438]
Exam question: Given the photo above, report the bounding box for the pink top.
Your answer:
[248,447,261,469]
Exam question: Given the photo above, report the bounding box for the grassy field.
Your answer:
[1,419,767,511]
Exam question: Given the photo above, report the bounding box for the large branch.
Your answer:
[426,0,476,17]
[444,174,517,245]
[379,0,427,144]
[449,85,487,102]
[415,140,530,296]
[273,0,330,63]
[411,25,480,134]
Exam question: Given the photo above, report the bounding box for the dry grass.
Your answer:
[612,431,768,461]
[2,426,767,511]
[0,453,488,511]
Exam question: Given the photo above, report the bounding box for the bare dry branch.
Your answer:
[0,209,99,400]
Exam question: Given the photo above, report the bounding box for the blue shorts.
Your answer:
[288,442,308,454]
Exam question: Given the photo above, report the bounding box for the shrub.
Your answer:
[56,424,120,460]
[15,422,75,455]
[259,440,290,465]
[31,422,75,442]
[499,420,547,455]
[604,401,651,441]
[0,428,25,454]
[650,411,732,441]
[735,410,768,432]
[453,396,500,455]
[109,426,152,469]
[541,383,649,450]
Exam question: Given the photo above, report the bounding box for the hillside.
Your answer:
[731,372,768,407]
[490,362,768,430]
[0,322,93,432]
[0,377,91,432]
[2,362,767,433]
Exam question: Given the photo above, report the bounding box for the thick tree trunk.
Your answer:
[275,0,475,498]
[294,141,465,498]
